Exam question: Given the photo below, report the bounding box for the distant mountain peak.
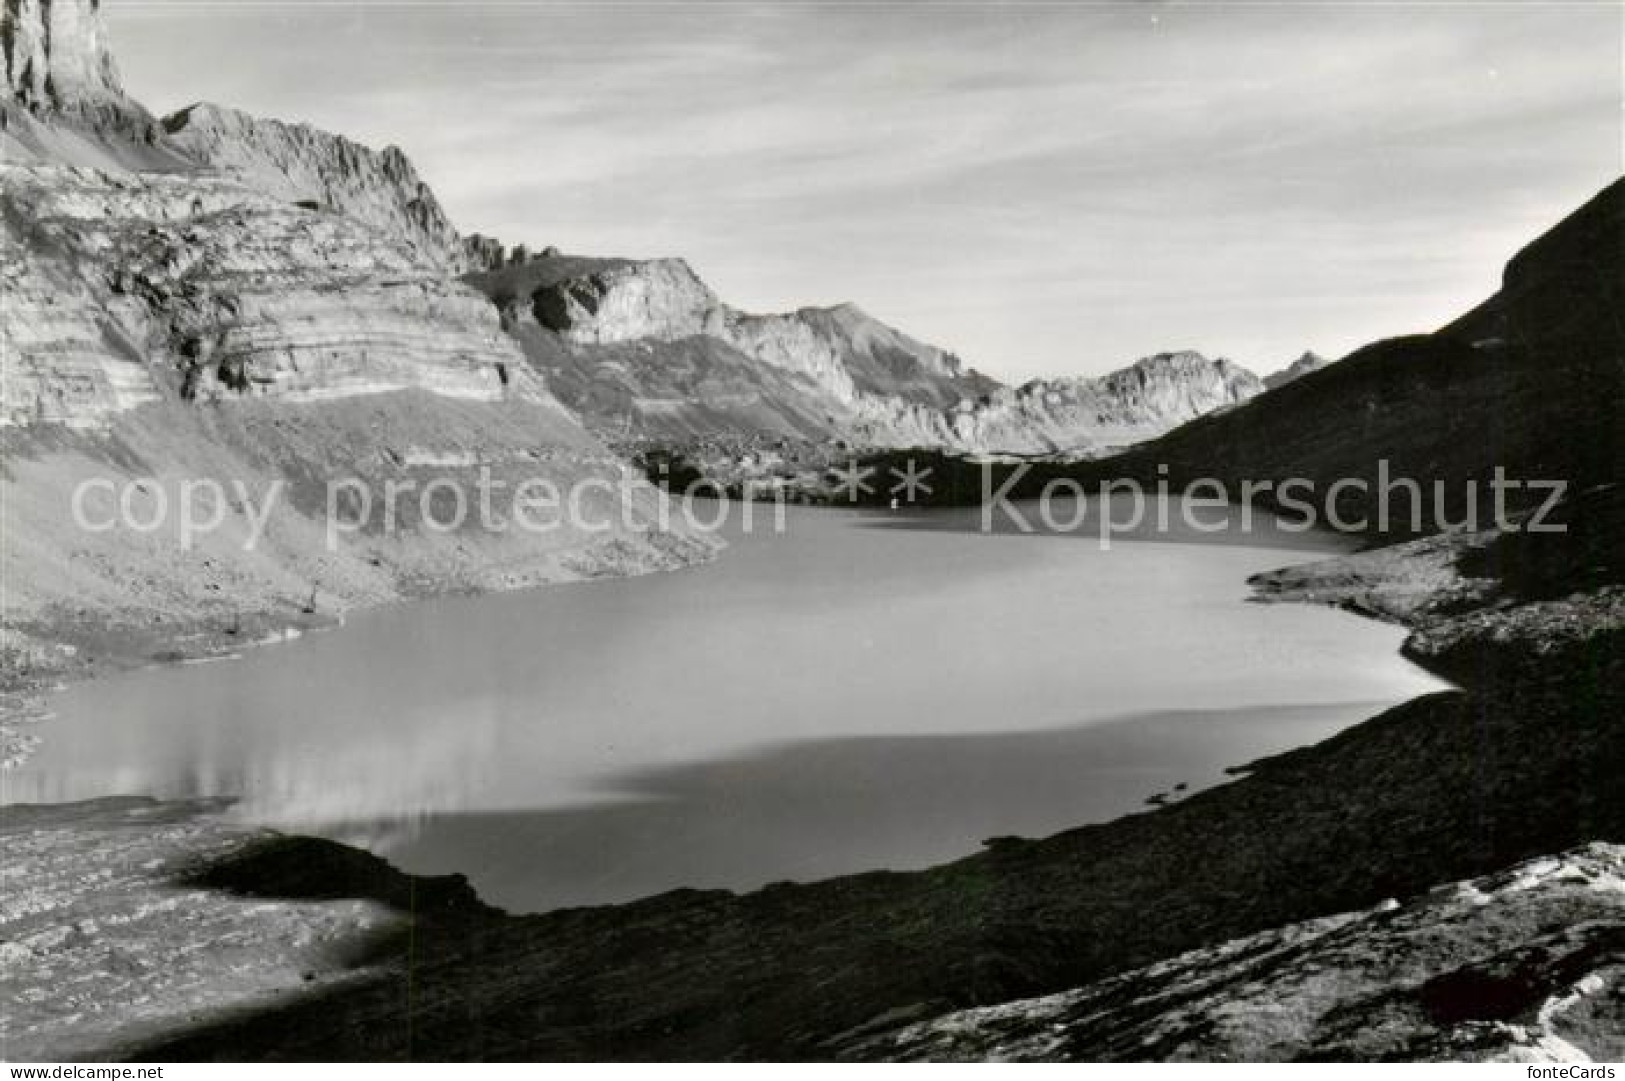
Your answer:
[944,350,1265,455]
[1133,349,1227,371]
[820,300,870,320]
[1263,350,1333,390]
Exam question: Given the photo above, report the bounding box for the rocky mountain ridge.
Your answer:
[1263,350,1331,389]
[2,4,503,270]
[470,255,991,430]
[944,351,1265,456]
[1,164,528,427]
[2,0,1324,466]
[160,102,497,273]
[470,253,1298,456]
[1,0,714,704]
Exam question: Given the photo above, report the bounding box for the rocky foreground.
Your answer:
[0,799,421,1061]
[8,821,1623,1063]
[843,845,1625,1063]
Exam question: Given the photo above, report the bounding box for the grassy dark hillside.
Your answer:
[1092,177,1625,533]
[1098,170,1618,523]
[1446,175,1625,351]
[1083,331,1619,530]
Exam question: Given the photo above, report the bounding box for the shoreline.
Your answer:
[0,492,1354,778]
[0,524,723,774]
[8,504,1620,1059]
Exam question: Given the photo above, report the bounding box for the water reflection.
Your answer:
[348,699,1400,911]
[8,501,1446,911]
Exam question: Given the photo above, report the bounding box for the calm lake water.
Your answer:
[8,500,1445,911]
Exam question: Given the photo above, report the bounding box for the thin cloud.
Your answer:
[109,1,1621,380]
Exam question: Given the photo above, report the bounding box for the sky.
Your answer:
[107,1,1621,381]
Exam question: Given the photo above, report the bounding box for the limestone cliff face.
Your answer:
[161,103,477,271]
[3,4,503,267]
[0,0,187,168]
[0,1,553,426]
[525,257,726,345]
[470,254,991,445]
[0,155,715,650]
[847,844,1625,1063]
[783,303,987,406]
[947,352,1265,456]
[1,165,531,426]
[725,302,982,410]
[3,0,124,116]
[723,309,868,408]
[0,0,715,685]
[481,255,989,409]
